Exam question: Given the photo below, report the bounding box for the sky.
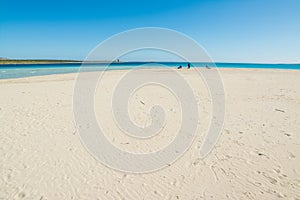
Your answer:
[0,0,299,63]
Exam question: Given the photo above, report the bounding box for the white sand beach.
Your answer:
[0,68,299,199]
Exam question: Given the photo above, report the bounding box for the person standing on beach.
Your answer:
[187,63,191,69]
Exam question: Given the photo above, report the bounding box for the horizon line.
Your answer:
[0,58,299,65]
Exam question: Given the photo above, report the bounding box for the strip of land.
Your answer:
[0,59,120,65]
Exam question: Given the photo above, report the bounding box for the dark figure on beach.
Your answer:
[187,63,191,69]
[177,65,182,69]
[205,65,210,69]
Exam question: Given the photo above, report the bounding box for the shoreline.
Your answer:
[1,67,300,83]
[1,67,300,81]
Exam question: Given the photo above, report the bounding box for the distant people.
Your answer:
[187,63,191,69]
[177,65,182,69]
[205,64,211,69]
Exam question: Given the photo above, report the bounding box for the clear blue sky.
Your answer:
[0,0,299,63]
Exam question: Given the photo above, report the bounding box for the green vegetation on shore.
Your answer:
[0,59,83,65]
[0,58,122,65]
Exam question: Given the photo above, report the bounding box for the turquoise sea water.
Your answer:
[0,62,299,79]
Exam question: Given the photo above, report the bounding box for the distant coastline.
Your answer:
[0,58,299,65]
[0,58,125,65]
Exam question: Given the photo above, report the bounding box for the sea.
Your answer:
[0,62,299,79]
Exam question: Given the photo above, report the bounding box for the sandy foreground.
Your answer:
[0,68,299,199]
